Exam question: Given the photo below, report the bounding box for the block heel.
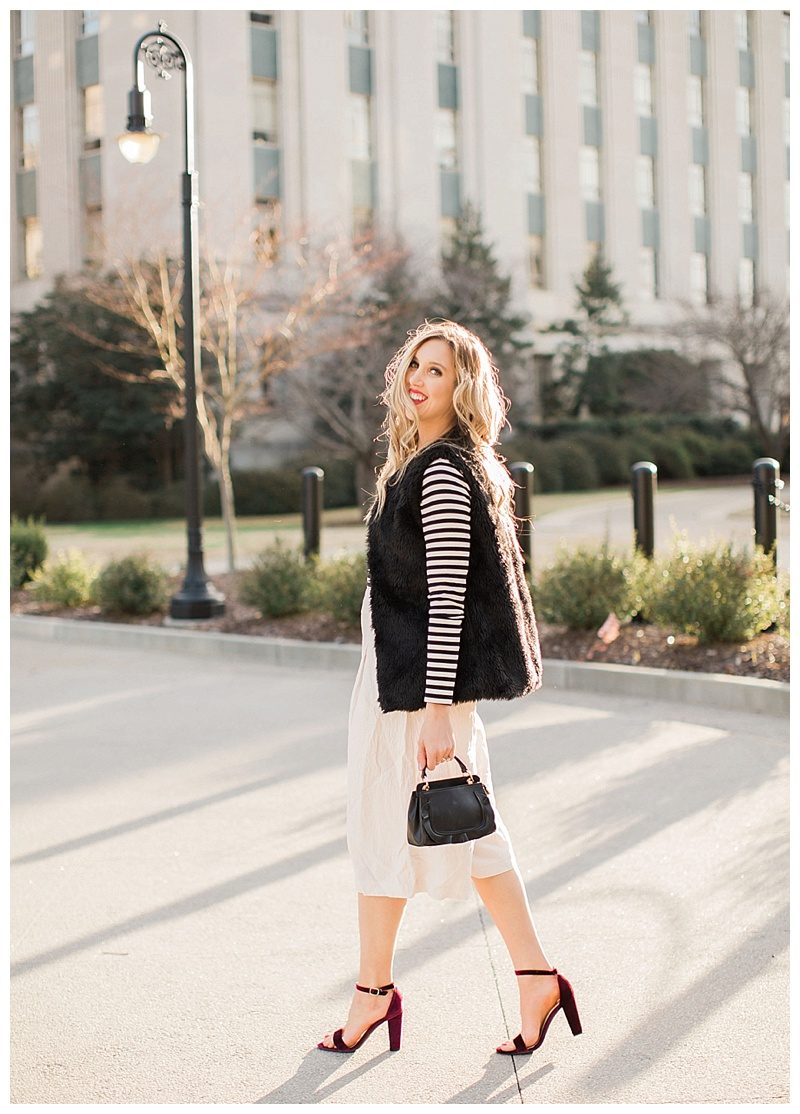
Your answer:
[496,967,582,1056]
[317,981,404,1054]
[387,1009,403,1051]
[557,972,582,1036]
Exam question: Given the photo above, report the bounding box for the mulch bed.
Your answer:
[11,571,789,684]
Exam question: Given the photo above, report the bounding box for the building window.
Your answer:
[253,79,278,144]
[639,246,657,300]
[687,74,704,128]
[736,86,753,136]
[83,205,103,266]
[783,13,790,61]
[348,94,372,160]
[435,11,456,64]
[441,215,458,252]
[18,104,38,170]
[521,37,539,95]
[14,11,35,57]
[23,216,42,279]
[688,11,703,38]
[436,108,458,169]
[522,135,542,193]
[689,163,706,216]
[579,50,598,106]
[634,63,654,116]
[250,11,275,25]
[739,172,754,223]
[579,146,600,201]
[689,252,708,305]
[345,11,369,47]
[528,234,545,288]
[637,154,655,208]
[735,11,751,52]
[738,257,755,306]
[82,85,103,150]
[81,10,99,36]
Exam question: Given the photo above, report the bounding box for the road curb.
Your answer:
[11,613,789,718]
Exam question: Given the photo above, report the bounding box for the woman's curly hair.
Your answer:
[365,319,517,524]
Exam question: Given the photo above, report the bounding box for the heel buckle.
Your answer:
[355,981,394,996]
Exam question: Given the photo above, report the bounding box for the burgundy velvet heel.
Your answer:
[317,981,403,1054]
[496,967,582,1055]
[386,1008,403,1051]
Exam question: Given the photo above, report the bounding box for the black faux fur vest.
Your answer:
[366,431,543,713]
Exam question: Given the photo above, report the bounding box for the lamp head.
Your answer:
[117,86,161,164]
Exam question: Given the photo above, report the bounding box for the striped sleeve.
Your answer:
[420,457,472,705]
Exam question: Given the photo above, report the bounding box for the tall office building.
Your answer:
[10,10,790,444]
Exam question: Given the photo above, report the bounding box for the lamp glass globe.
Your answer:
[117,131,161,165]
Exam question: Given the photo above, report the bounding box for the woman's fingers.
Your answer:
[417,734,456,771]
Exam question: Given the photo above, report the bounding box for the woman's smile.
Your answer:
[404,337,457,440]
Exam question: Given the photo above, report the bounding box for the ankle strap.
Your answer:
[515,968,557,975]
[355,981,395,995]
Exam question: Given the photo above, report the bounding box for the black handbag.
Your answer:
[407,754,497,846]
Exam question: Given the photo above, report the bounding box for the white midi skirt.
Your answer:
[346,584,520,902]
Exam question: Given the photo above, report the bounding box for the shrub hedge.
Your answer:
[93,553,169,615]
[533,535,783,643]
[501,417,764,495]
[10,515,48,587]
[308,551,368,624]
[647,536,781,643]
[12,413,775,525]
[238,537,317,617]
[24,550,97,607]
[14,527,785,647]
[533,541,649,629]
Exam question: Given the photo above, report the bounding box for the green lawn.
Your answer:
[30,482,736,570]
[27,487,628,569]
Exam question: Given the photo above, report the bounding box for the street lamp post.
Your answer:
[118,21,224,619]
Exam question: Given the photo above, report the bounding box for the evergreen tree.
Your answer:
[428,202,533,388]
[544,252,628,418]
[574,253,626,328]
[10,275,181,487]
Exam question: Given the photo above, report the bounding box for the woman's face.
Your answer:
[404,338,458,430]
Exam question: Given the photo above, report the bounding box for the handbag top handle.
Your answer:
[420,753,472,788]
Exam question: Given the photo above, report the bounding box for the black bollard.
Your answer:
[631,461,657,559]
[302,467,324,560]
[752,457,780,568]
[510,461,535,576]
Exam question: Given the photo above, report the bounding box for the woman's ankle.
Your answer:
[356,976,394,990]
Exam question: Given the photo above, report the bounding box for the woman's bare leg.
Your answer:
[319,893,407,1048]
[471,867,560,1051]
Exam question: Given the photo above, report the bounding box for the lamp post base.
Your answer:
[169,581,226,619]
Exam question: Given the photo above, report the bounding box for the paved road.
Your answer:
[524,479,791,574]
[10,631,788,1103]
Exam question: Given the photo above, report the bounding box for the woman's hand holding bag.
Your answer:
[416,704,458,774]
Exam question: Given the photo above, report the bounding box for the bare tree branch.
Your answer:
[674,291,789,459]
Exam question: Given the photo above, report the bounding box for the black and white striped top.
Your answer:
[420,457,472,705]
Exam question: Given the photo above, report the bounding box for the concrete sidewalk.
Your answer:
[10,630,789,1103]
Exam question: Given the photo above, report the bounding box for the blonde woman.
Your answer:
[317,320,581,1057]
